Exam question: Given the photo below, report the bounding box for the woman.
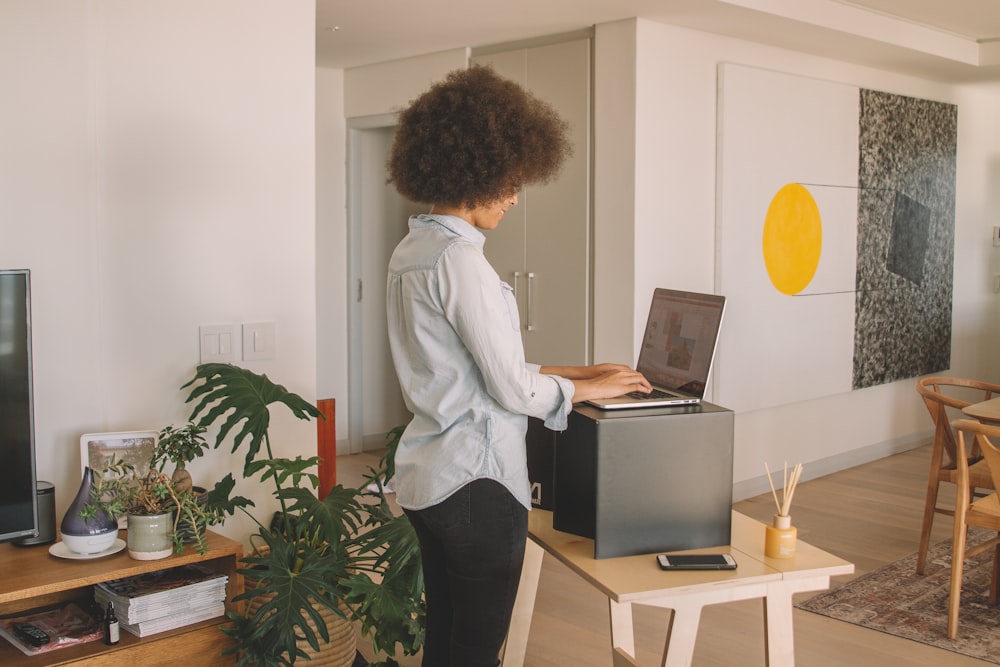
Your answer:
[386,65,651,667]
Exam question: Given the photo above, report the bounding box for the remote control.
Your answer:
[13,622,50,647]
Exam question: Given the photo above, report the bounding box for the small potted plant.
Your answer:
[154,422,210,493]
[153,422,217,543]
[82,452,244,560]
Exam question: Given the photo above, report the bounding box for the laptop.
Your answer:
[586,288,726,410]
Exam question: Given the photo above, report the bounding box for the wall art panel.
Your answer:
[714,64,956,413]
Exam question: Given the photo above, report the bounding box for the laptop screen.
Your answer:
[635,289,726,398]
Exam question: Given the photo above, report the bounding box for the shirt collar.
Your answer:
[414,213,485,248]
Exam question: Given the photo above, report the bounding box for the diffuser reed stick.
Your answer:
[764,462,803,517]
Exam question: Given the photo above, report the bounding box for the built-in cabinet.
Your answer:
[472,37,592,366]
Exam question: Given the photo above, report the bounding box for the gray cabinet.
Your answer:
[472,38,591,365]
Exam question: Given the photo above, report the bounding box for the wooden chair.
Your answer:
[946,419,1000,638]
[915,376,1000,574]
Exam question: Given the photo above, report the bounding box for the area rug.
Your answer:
[797,528,1000,663]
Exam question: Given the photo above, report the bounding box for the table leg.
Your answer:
[661,599,703,667]
[501,539,545,667]
[762,581,795,667]
[609,599,636,657]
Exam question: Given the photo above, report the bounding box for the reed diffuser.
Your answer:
[764,462,802,558]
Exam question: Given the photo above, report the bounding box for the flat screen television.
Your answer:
[0,269,38,543]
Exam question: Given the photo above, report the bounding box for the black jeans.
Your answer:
[404,478,529,667]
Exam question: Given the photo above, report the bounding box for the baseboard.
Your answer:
[731,431,932,502]
[335,434,393,457]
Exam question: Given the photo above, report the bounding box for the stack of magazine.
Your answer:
[94,563,228,638]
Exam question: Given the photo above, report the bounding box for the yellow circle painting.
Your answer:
[762,183,822,295]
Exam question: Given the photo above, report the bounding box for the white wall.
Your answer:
[627,19,1000,497]
[0,1,317,546]
[344,49,468,119]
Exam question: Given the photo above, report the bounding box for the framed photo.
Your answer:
[79,430,158,477]
[79,430,158,527]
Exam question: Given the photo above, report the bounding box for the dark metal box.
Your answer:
[552,402,734,559]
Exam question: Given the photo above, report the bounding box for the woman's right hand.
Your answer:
[570,368,652,404]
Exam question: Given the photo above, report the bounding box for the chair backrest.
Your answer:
[953,419,1000,492]
[917,377,1000,468]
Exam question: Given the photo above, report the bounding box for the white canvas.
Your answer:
[715,64,859,413]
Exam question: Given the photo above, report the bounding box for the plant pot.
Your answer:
[244,576,357,667]
[127,511,174,560]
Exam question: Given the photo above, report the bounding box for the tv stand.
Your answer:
[0,530,242,665]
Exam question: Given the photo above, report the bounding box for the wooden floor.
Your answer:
[338,443,990,666]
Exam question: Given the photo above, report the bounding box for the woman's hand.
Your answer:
[540,363,652,403]
[569,368,652,404]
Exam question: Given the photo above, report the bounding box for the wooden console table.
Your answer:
[0,530,242,666]
[503,511,853,667]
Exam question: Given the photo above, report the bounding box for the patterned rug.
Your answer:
[797,529,1000,663]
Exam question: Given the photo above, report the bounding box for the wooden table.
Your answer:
[962,396,1000,424]
[502,511,853,667]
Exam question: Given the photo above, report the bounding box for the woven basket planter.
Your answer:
[243,573,357,666]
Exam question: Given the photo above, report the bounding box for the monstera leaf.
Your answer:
[183,363,322,471]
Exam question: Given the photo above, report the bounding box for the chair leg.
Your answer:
[948,508,970,639]
[917,478,940,575]
[991,539,1000,607]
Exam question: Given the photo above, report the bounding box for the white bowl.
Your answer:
[61,530,118,554]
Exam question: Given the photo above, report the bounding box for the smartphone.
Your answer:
[656,553,737,570]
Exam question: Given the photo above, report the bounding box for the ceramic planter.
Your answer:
[127,511,174,560]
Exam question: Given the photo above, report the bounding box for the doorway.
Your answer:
[347,117,420,453]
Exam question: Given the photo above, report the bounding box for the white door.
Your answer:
[347,123,419,452]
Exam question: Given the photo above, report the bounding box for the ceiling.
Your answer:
[317,0,1000,85]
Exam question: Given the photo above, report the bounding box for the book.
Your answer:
[94,564,227,623]
[0,601,103,656]
[119,601,226,638]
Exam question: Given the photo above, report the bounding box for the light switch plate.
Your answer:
[242,321,275,361]
[200,325,235,363]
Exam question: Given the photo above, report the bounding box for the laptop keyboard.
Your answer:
[625,388,676,400]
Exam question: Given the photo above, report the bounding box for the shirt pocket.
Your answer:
[500,281,521,331]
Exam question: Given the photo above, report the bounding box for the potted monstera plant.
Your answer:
[181,363,424,666]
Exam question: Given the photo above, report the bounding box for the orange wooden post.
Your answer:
[317,398,336,498]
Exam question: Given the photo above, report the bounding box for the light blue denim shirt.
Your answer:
[386,213,575,511]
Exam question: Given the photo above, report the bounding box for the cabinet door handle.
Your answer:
[526,272,536,331]
[511,271,521,298]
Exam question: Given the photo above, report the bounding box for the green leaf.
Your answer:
[229,530,350,664]
[182,363,322,472]
[203,473,254,520]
